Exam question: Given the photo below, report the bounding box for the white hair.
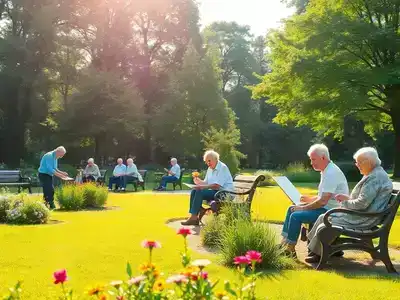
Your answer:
[203,150,220,161]
[353,147,381,166]
[170,157,177,163]
[127,158,133,164]
[87,158,94,163]
[55,146,66,154]
[117,158,123,163]
[307,144,330,160]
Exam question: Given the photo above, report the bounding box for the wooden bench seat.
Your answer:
[0,170,32,193]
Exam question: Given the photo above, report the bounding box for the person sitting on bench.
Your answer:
[82,158,101,183]
[181,150,233,226]
[154,157,181,191]
[108,158,127,191]
[122,158,143,188]
[305,147,393,263]
[280,144,348,258]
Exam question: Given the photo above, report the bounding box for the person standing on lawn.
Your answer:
[38,146,69,209]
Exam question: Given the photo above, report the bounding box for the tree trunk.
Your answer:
[392,115,400,178]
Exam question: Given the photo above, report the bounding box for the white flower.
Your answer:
[191,259,211,268]
[166,275,188,284]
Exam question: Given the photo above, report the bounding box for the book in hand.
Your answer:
[62,176,75,181]
[183,183,207,189]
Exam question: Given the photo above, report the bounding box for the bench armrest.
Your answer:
[323,205,395,227]
[20,176,32,183]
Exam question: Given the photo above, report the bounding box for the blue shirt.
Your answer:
[113,164,127,176]
[170,164,181,179]
[204,161,234,191]
[38,151,58,176]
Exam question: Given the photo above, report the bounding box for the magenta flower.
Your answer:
[53,269,68,284]
[246,251,262,263]
[233,256,251,266]
[177,227,194,237]
[141,240,161,249]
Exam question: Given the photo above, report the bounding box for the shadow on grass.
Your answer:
[0,219,65,226]
[55,206,120,212]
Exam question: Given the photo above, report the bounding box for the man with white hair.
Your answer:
[83,158,101,183]
[281,144,349,258]
[154,157,181,191]
[108,158,127,191]
[122,158,143,189]
[305,147,393,263]
[181,150,233,226]
[38,146,69,209]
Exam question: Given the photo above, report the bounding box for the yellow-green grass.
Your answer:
[0,191,400,299]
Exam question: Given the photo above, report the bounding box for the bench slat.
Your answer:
[234,175,259,183]
[233,182,255,190]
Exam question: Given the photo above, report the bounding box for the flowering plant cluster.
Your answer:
[2,227,263,299]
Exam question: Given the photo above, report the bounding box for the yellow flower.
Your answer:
[153,279,165,292]
[138,262,160,278]
[87,285,104,296]
[216,291,228,299]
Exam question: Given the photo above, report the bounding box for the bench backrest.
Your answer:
[232,174,265,204]
[138,170,147,181]
[0,170,22,183]
[99,169,108,177]
[179,168,185,181]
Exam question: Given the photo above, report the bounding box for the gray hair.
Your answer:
[307,144,330,160]
[170,157,177,163]
[117,158,123,163]
[353,147,381,166]
[55,146,66,154]
[203,150,220,161]
[127,158,133,164]
[87,158,94,163]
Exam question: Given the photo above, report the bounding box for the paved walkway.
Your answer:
[167,217,400,274]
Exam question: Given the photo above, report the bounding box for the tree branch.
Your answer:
[366,102,391,115]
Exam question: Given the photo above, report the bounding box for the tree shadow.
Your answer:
[55,206,120,212]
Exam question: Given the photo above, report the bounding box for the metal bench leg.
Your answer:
[379,237,397,273]
[316,242,330,270]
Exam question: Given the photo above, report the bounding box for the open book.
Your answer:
[183,183,208,189]
[272,176,302,205]
[62,177,75,181]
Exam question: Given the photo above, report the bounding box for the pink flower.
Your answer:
[246,251,262,263]
[141,240,161,249]
[53,269,68,284]
[128,275,146,286]
[177,227,194,237]
[233,256,251,266]
[201,272,208,280]
[110,280,123,288]
[166,274,188,284]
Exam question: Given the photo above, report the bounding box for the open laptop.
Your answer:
[272,176,302,205]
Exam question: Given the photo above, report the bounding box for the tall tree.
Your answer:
[253,0,400,176]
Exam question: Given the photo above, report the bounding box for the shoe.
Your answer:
[108,188,112,191]
[305,254,321,263]
[180,219,200,226]
[121,188,125,191]
[332,250,344,257]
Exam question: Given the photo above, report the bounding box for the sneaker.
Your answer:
[121,188,125,191]
[305,254,321,263]
[108,188,112,191]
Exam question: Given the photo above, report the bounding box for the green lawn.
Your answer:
[1,188,400,299]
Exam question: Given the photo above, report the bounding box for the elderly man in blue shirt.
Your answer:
[38,146,69,209]
[108,158,127,191]
[154,157,181,191]
[181,150,234,226]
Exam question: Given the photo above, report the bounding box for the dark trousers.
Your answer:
[108,176,123,189]
[39,173,55,209]
[159,175,178,188]
[189,189,218,215]
[83,175,96,183]
[123,175,138,188]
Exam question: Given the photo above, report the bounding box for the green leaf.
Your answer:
[126,262,132,278]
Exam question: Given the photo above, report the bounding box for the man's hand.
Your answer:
[61,171,68,176]
[335,194,350,203]
[290,205,304,212]
[193,177,202,185]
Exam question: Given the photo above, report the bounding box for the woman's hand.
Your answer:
[335,194,350,202]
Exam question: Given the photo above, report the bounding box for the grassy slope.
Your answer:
[1,191,400,299]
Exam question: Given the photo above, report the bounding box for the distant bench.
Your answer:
[0,170,32,193]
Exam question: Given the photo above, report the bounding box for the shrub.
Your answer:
[335,161,362,182]
[0,194,50,225]
[219,219,292,270]
[82,183,108,208]
[55,184,108,210]
[0,195,12,222]
[55,185,85,210]
[283,162,320,183]
[254,169,279,186]
[6,199,49,225]
[202,202,292,270]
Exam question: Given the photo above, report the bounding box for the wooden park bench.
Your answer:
[314,183,400,273]
[172,168,185,190]
[199,174,265,221]
[0,170,32,193]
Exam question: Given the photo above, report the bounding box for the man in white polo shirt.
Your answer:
[281,144,349,258]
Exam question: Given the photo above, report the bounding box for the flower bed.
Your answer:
[0,194,49,225]
[4,228,263,299]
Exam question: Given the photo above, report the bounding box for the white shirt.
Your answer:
[170,164,181,179]
[204,161,234,191]
[318,161,349,210]
[126,163,143,182]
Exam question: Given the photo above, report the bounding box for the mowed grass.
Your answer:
[0,190,400,299]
